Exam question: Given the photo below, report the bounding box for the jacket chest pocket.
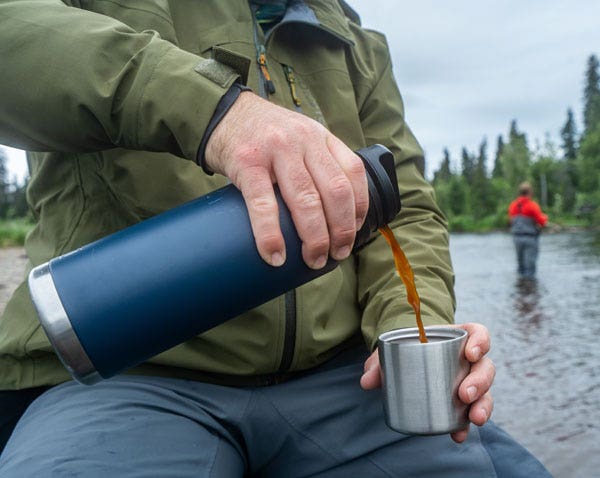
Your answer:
[268,32,366,150]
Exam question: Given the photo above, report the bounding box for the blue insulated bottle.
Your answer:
[28,144,401,384]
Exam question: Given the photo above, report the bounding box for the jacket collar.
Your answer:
[266,0,355,46]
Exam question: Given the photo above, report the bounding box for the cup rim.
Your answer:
[378,325,467,347]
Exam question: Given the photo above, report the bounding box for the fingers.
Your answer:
[459,355,495,402]
[360,349,382,390]
[325,136,369,234]
[204,93,369,268]
[448,322,494,443]
[469,391,494,426]
[236,165,286,266]
[265,129,368,269]
[450,425,470,444]
[456,322,491,362]
[274,150,330,269]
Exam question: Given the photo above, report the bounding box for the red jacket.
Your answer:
[508,196,548,227]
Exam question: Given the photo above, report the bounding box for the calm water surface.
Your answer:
[450,232,600,478]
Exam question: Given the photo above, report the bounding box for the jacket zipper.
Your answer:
[257,45,276,95]
[250,8,275,97]
[250,7,296,374]
[283,65,302,112]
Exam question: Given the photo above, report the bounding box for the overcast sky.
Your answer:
[350,0,600,177]
[3,0,600,181]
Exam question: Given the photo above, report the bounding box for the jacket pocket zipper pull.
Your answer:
[284,65,301,108]
[258,46,276,95]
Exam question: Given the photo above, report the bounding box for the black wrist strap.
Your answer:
[196,83,253,175]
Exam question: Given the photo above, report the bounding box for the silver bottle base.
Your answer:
[28,263,101,385]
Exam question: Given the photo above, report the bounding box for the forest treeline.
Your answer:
[0,148,27,220]
[431,53,600,231]
[1,55,599,235]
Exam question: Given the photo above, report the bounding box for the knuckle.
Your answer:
[297,190,322,211]
[327,175,352,200]
[348,156,366,178]
[248,195,277,214]
[296,118,321,138]
[306,236,329,253]
[330,226,356,247]
[266,128,291,149]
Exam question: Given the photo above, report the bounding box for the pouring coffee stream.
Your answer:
[378,225,428,344]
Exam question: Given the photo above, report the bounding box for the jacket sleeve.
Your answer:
[353,32,455,350]
[528,201,548,227]
[0,0,241,161]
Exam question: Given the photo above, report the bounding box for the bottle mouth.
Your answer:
[354,145,401,248]
[28,263,101,385]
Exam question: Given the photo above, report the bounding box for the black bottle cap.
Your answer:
[354,145,402,249]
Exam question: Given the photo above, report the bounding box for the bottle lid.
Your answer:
[354,144,401,248]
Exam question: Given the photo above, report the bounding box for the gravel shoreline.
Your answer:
[0,247,28,315]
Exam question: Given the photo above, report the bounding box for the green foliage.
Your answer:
[431,53,600,232]
[0,219,34,247]
[471,138,494,219]
[433,148,452,184]
[460,147,476,185]
[0,147,30,223]
[560,108,578,161]
[0,148,9,218]
[577,123,600,194]
[500,120,530,187]
[492,135,505,179]
[583,54,600,134]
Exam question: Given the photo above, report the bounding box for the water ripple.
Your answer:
[451,232,600,478]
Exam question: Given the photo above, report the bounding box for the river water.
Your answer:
[450,232,600,478]
[1,233,599,476]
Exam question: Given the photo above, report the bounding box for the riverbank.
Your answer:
[0,219,33,247]
[448,214,595,234]
[0,247,27,314]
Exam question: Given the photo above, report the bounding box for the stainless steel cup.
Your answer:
[378,326,470,435]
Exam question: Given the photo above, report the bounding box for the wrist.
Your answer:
[196,83,253,175]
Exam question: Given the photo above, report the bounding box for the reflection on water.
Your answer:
[450,232,600,478]
[512,277,546,332]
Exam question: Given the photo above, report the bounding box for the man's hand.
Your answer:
[360,323,495,443]
[204,92,369,269]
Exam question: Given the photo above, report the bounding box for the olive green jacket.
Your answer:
[0,0,454,389]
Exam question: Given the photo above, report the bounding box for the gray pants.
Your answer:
[0,347,550,477]
[513,234,539,278]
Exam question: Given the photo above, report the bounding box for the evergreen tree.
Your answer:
[447,176,467,216]
[11,178,30,218]
[471,138,492,218]
[433,148,452,184]
[559,108,578,212]
[500,120,530,188]
[531,136,560,211]
[578,123,600,194]
[583,54,600,135]
[0,148,9,219]
[560,108,578,160]
[492,135,504,179]
[460,147,476,185]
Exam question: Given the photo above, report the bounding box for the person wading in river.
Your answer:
[509,182,548,278]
